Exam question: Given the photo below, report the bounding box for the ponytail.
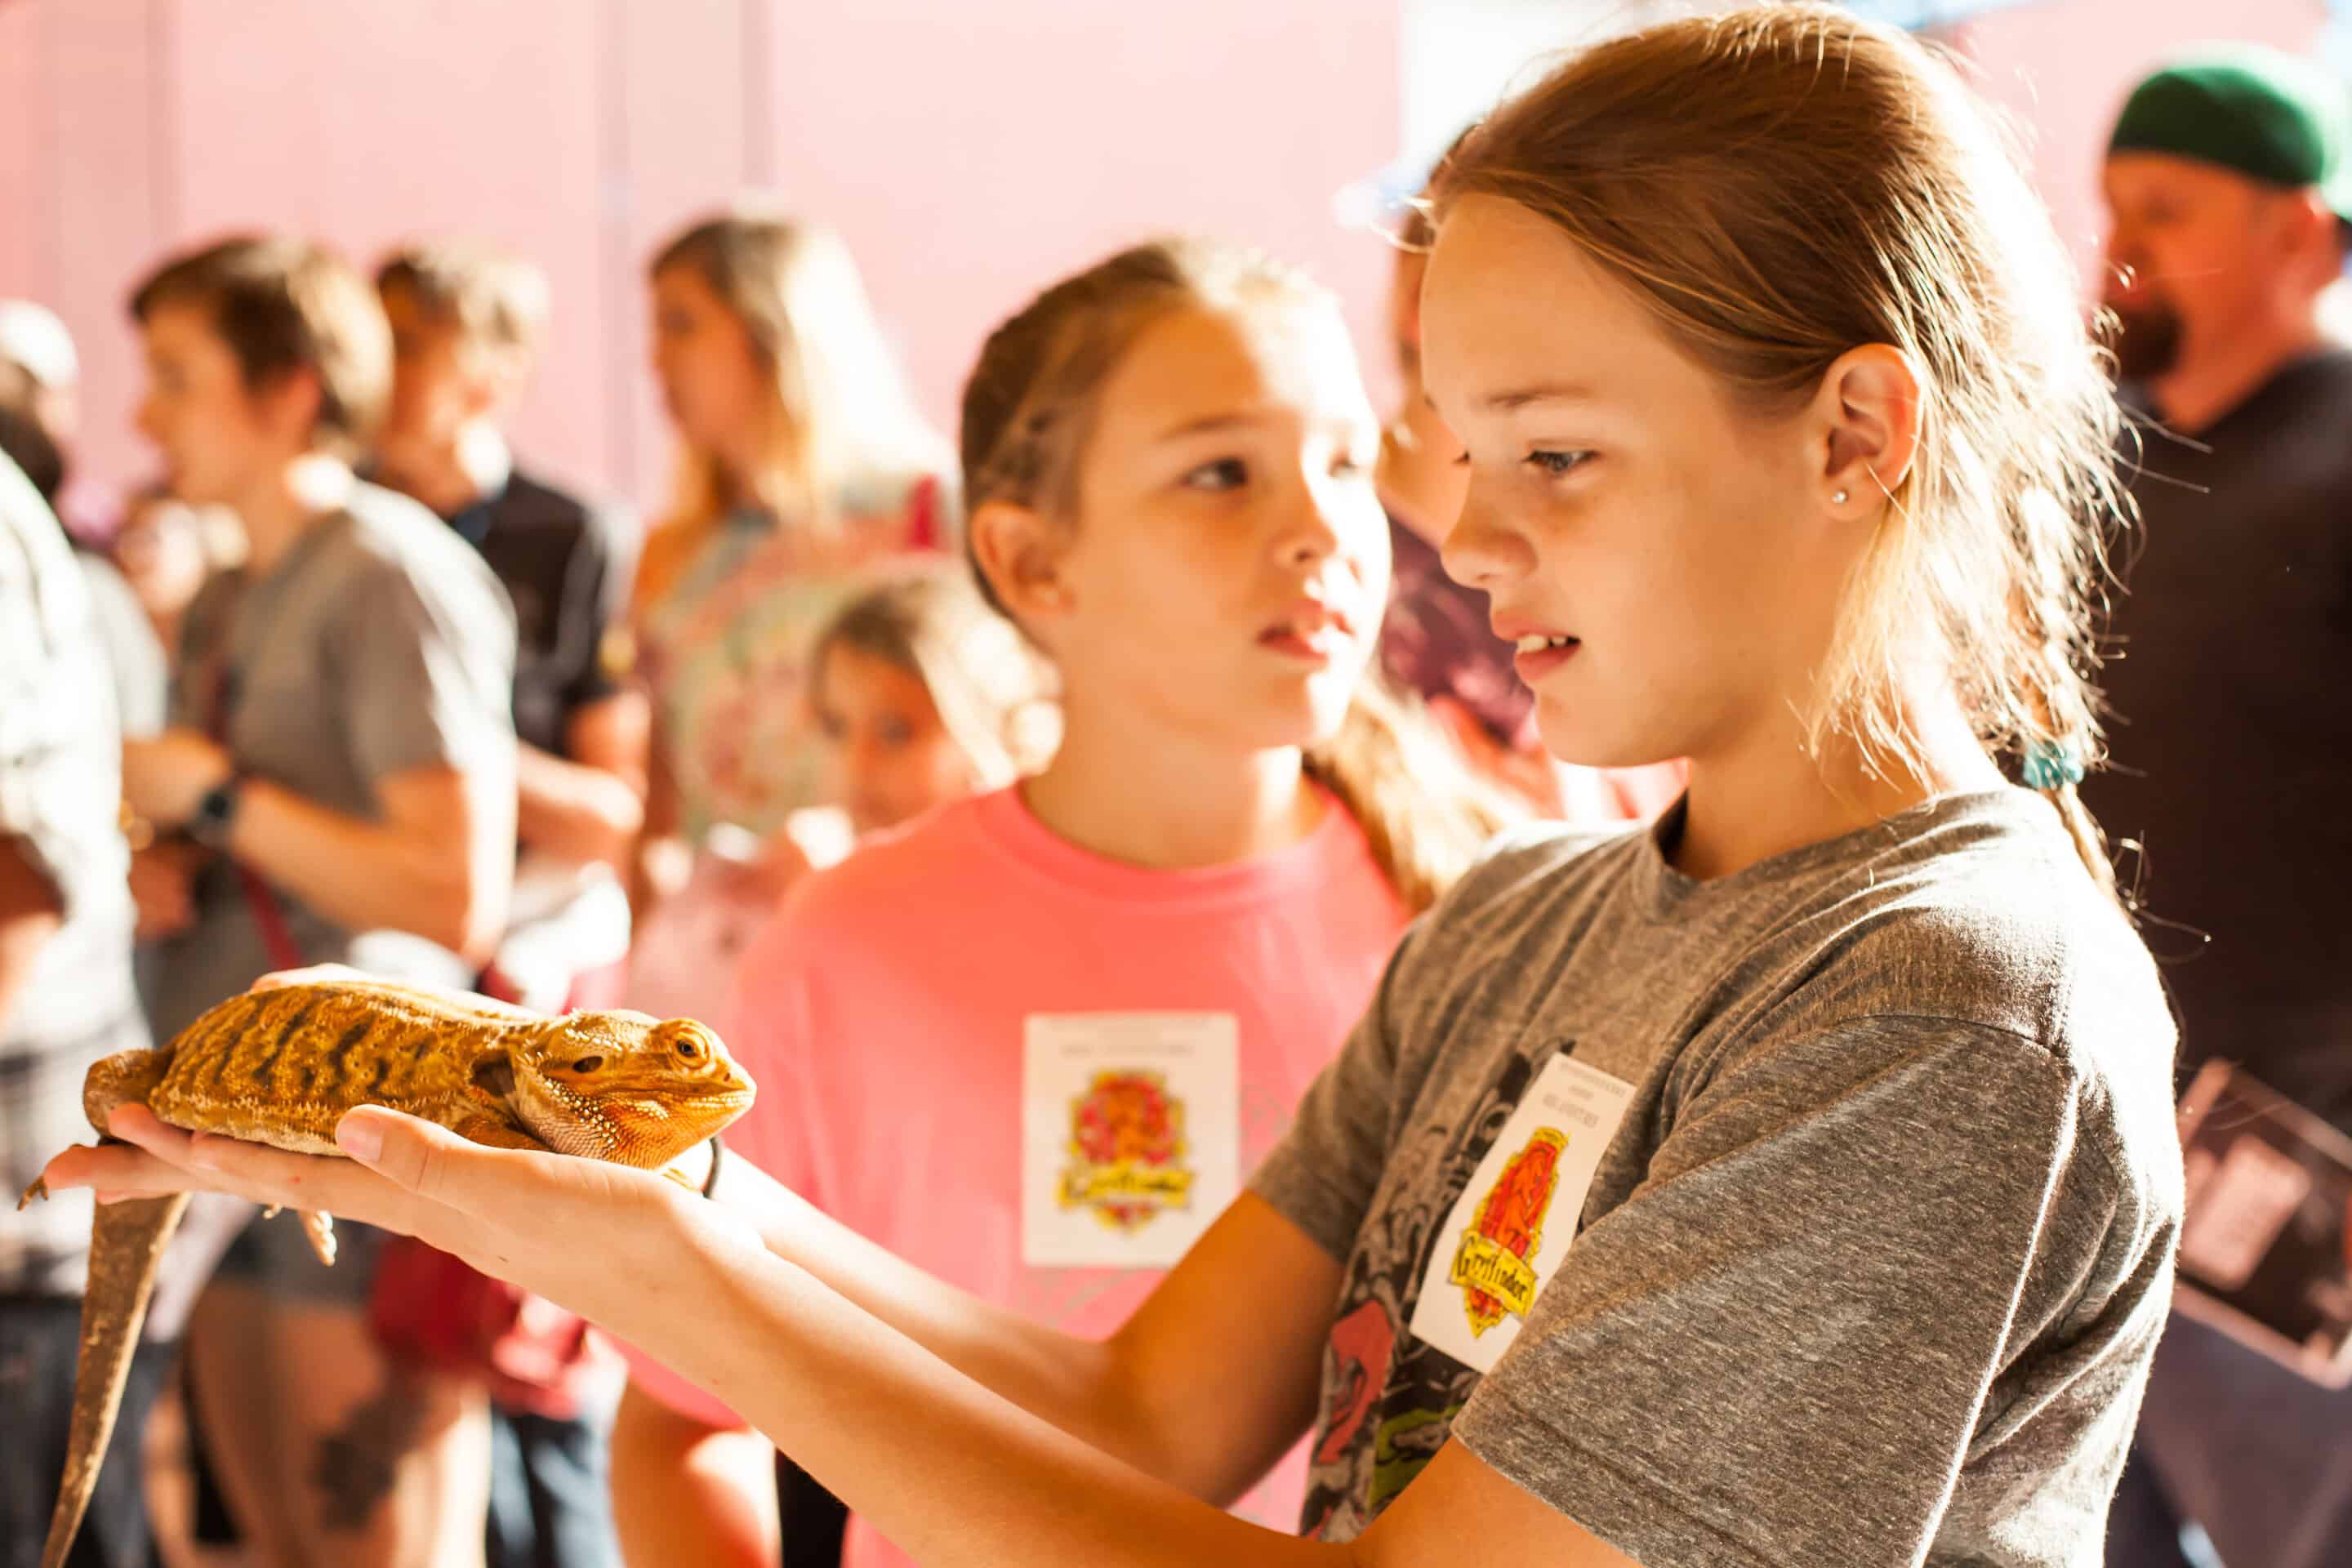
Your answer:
[1306,683,1518,912]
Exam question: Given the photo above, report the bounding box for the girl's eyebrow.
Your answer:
[1153,412,1267,443]
[1485,381,1597,412]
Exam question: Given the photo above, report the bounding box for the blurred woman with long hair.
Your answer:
[624,212,952,1017]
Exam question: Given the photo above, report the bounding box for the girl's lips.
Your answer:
[1258,595,1360,666]
[1258,623,1353,665]
[1514,638,1580,682]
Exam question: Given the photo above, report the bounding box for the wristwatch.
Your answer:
[187,773,245,851]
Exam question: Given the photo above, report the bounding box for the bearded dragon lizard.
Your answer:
[17,977,757,1568]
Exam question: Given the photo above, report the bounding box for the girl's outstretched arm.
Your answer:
[45,1107,1641,1568]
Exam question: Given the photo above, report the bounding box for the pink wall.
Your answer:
[0,0,1401,520]
[1950,0,2328,284]
[0,0,2331,526]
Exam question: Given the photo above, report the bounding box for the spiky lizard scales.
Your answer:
[18,978,758,1568]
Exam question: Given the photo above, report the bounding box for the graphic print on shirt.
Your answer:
[1061,1069,1193,1232]
[1299,1041,1544,1539]
[1299,1042,1631,1541]
[1022,1013,1240,1268]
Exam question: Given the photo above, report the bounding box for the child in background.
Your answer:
[373,243,646,891]
[616,559,1058,1565]
[623,212,953,1021]
[808,561,1058,840]
[609,237,1506,1568]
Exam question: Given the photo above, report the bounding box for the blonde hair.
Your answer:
[960,237,1513,911]
[645,212,951,592]
[1441,4,2126,888]
[811,562,1060,790]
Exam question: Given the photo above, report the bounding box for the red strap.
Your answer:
[905,474,942,552]
[235,863,305,973]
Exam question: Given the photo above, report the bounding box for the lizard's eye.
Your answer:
[569,1055,604,1074]
[675,1036,700,1061]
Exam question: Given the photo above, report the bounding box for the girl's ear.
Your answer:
[252,364,327,452]
[969,498,1073,630]
[1815,344,1922,514]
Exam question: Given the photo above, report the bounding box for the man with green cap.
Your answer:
[2087,42,2352,1568]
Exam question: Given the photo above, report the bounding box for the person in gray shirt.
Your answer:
[117,235,517,1568]
[44,14,2181,1568]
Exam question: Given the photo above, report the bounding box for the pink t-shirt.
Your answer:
[624,785,1411,1565]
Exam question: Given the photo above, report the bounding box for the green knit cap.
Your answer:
[2109,46,2352,220]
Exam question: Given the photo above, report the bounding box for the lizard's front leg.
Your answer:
[296,1210,338,1267]
[451,1113,559,1155]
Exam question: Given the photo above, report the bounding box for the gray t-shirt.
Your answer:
[1250,789,2182,1567]
[147,483,515,1039]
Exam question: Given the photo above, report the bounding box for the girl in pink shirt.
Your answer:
[612,238,1505,1567]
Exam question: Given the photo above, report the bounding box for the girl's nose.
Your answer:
[1439,483,1525,591]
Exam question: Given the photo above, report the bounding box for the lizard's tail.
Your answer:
[38,1190,190,1568]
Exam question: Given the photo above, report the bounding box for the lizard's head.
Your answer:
[510,1011,756,1168]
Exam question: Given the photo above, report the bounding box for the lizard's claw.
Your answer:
[16,1176,45,1209]
[300,1210,338,1267]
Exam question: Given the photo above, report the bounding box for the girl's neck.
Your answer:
[715,413,800,520]
[234,454,353,576]
[1019,692,1327,871]
[1673,677,2007,882]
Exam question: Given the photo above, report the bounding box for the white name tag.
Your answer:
[1021,1013,1241,1269]
[1408,1053,1634,1374]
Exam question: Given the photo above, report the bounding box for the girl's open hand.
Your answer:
[38,1103,761,1346]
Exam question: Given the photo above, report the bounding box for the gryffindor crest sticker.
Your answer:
[1061,1070,1192,1230]
[1022,1014,1241,1268]
[1409,1054,1633,1373]
[1451,1127,1568,1335]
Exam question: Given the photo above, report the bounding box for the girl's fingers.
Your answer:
[34,1142,194,1201]
[103,1103,198,1163]
[178,1125,422,1232]
[334,1106,629,1219]
[250,963,367,993]
[69,1104,427,1237]
[51,1103,690,1321]
[333,1105,487,1208]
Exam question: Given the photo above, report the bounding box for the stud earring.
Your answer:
[1831,490,1849,505]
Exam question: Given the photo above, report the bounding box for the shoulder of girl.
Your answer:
[342,521,506,620]
[1467,821,1642,897]
[1390,823,1641,961]
[774,807,977,936]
